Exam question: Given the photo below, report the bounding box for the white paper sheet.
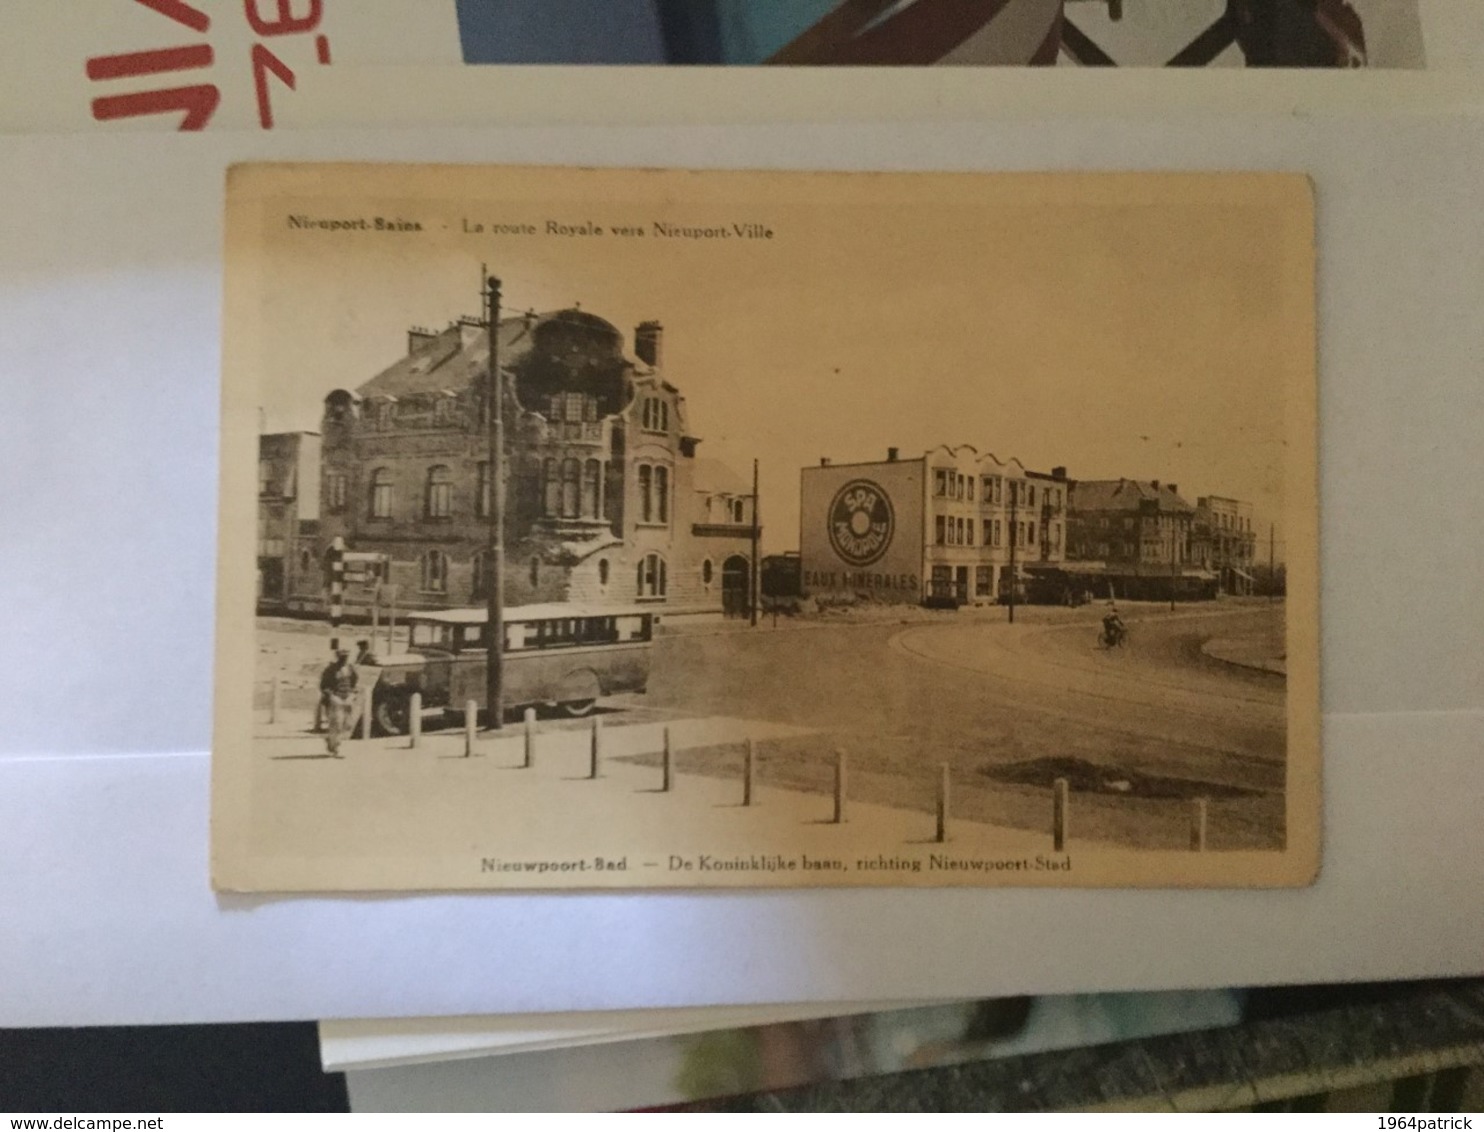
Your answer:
[1,112,1482,1025]
[318,1002,939,1072]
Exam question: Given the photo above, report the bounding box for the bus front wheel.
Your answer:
[374,692,410,736]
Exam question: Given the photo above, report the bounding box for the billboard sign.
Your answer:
[800,460,923,602]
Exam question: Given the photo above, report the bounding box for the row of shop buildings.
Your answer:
[257,302,1261,621]
[798,448,1260,606]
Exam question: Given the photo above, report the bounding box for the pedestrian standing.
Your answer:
[320,647,359,758]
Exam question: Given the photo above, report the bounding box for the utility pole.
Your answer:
[484,272,504,729]
[1170,512,1178,612]
[749,458,760,628]
[1268,522,1276,603]
[1007,481,1017,624]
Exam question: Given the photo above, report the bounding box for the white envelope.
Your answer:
[1,102,1481,1026]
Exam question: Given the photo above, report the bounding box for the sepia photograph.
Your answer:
[213,163,1318,892]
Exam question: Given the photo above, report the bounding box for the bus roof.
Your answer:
[407,604,657,624]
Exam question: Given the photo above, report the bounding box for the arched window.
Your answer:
[655,466,670,524]
[476,461,491,518]
[637,464,654,523]
[636,464,669,525]
[598,558,610,588]
[561,457,581,519]
[420,549,448,593]
[325,471,348,513]
[702,559,714,587]
[369,468,394,519]
[732,498,745,524]
[542,457,560,516]
[636,553,667,599]
[471,550,489,601]
[582,459,601,519]
[425,465,453,519]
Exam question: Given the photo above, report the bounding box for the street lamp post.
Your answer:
[749,458,760,628]
[484,274,504,730]
[1007,482,1017,624]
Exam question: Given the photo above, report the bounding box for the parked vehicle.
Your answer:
[368,604,655,734]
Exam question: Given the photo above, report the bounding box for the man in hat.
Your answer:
[319,647,359,757]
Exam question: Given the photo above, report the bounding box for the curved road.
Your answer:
[651,602,1287,795]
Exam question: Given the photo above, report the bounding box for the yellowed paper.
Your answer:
[213,163,1318,892]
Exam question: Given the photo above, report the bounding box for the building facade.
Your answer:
[1064,478,1216,601]
[1194,495,1258,595]
[799,446,1068,606]
[288,309,756,619]
[257,431,320,611]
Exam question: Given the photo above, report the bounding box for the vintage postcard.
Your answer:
[213,163,1317,892]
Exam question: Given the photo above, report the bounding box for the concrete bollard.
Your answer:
[832,749,848,824]
[589,717,603,779]
[743,738,756,806]
[360,686,374,740]
[269,675,280,725]
[408,692,422,749]
[1190,797,1208,852]
[1052,777,1069,852]
[523,708,536,769]
[936,763,951,844]
[464,700,478,757]
[662,726,673,792]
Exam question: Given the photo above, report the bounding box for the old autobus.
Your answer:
[367,604,655,734]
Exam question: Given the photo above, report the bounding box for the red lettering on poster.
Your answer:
[132,0,211,33]
[91,85,221,130]
[244,0,323,37]
[88,0,333,131]
[86,44,214,81]
[251,43,296,128]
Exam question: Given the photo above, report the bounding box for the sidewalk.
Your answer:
[250,709,1136,888]
[1202,636,1287,676]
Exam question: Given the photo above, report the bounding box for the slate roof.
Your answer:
[691,456,749,496]
[1071,478,1196,514]
[356,313,555,399]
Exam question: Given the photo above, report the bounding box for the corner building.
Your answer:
[799,446,1068,606]
[303,310,757,618]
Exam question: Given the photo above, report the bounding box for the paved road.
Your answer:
[645,603,1285,793]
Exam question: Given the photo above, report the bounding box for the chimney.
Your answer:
[1051,466,1066,481]
[634,320,664,369]
[1168,484,1178,497]
[820,457,831,467]
[887,447,899,462]
[407,326,436,353]
[1152,480,1160,491]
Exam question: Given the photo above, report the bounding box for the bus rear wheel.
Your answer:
[556,670,601,718]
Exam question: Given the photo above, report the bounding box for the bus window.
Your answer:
[459,625,483,650]
[615,615,651,642]
[505,622,533,651]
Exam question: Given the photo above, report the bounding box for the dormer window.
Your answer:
[375,400,397,430]
[640,396,669,433]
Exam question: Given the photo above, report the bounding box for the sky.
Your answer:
[242,165,1311,559]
